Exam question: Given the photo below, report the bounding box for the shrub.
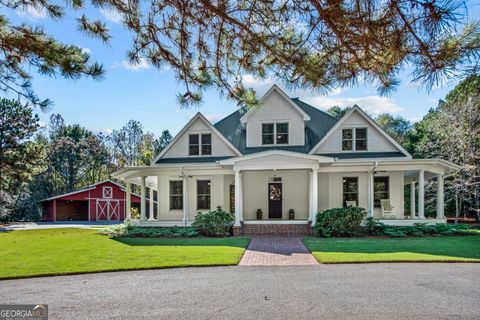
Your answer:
[99,225,199,238]
[313,207,366,237]
[192,207,234,237]
[364,220,474,237]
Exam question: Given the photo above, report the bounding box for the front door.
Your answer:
[268,183,282,219]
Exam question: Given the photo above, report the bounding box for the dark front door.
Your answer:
[268,183,282,219]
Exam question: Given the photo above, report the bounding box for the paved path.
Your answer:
[240,237,318,265]
[1,264,479,320]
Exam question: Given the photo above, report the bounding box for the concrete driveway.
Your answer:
[1,221,121,231]
[1,264,479,320]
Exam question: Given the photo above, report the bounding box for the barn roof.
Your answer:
[41,180,132,202]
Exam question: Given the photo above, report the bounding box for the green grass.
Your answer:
[304,235,480,263]
[0,228,250,279]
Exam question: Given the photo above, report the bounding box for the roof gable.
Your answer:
[240,85,310,123]
[153,113,242,164]
[309,105,411,157]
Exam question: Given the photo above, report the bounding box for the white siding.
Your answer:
[242,170,309,220]
[162,117,237,158]
[313,110,399,154]
[322,171,405,218]
[246,90,305,147]
[157,174,226,221]
[155,170,405,222]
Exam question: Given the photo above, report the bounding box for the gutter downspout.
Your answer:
[368,161,378,218]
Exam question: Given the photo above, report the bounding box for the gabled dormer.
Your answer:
[240,85,310,148]
[309,105,411,158]
[152,113,241,164]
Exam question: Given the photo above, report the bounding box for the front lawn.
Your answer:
[304,235,480,263]
[0,228,250,279]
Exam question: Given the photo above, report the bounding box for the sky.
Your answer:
[5,1,480,136]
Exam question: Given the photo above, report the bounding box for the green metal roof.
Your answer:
[214,98,338,154]
[320,152,408,159]
[156,156,231,164]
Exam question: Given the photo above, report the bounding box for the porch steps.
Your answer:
[237,224,312,236]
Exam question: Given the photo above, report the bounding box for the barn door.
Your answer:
[96,199,120,221]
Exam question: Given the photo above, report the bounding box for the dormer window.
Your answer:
[189,134,212,156]
[262,123,289,145]
[342,128,367,151]
[276,123,289,144]
[262,124,274,145]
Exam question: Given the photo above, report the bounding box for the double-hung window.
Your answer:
[355,128,367,151]
[189,134,212,156]
[342,177,358,207]
[374,176,389,208]
[262,123,289,145]
[197,180,211,210]
[201,134,212,155]
[169,181,183,210]
[342,128,367,151]
[276,123,289,144]
[262,124,274,145]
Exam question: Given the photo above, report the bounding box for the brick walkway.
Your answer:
[239,237,318,266]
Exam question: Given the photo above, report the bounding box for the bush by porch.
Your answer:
[0,228,250,280]
[304,235,480,263]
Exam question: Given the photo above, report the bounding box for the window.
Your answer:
[201,134,212,155]
[169,181,183,210]
[276,123,289,144]
[374,176,389,208]
[262,123,288,145]
[189,134,199,155]
[342,127,367,151]
[102,186,113,199]
[356,128,367,151]
[189,134,212,156]
[342,177,358,207]
[342,129,353,151]
[262,123,274,145]
[197,180,211,210]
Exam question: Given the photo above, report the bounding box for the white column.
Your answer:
[183,176,189,226]
[308,171,313,222]
[436,174,444,219]
[156,176,161,221]
[410,181,416,219]
[234,170,241,226]
[418,170,425,219]
[367,171,374,218]
[148,187,155,221]
[239,173,244,223]
[140,176,147,221]
[311,168,318,225]
[125,181,131,221]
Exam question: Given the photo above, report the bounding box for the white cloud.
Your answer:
[120,57,150,71]
[17,5,47,19]
[80,47,91,54]
[303,95,404,115]
[91,128,113,135]
[100,8,123,23]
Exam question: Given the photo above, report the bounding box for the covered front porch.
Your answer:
[111,151,460,232]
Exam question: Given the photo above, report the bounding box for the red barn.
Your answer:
[41,180,143,222]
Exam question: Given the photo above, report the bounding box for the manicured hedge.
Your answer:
[313,207,366,237]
